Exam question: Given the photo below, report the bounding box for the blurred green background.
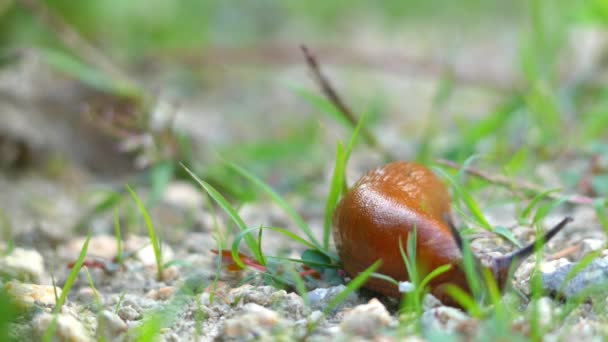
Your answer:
[1,0,608,199]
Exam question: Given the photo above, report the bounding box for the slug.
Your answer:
[332,161,572,304]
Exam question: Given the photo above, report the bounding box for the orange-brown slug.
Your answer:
[332,161,572,304]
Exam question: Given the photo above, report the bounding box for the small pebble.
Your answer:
[4,281,61,308]
[34,312,93,342]
[97,310,128,340]
[163,181,204,209]
[542,255,608,298]
[421,306,469,333]
[221,303,283,339]
[307,285,360,312]
[147,286,175,301]
[161,266,180,282]
[117,305,141,321]
[62,235,118,261]
[340,298,392,338]
[75,287,102,304]
[0,248,45,283]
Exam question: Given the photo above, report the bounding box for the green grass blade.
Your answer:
[445,285,482,317]
[493,226,523,248]
[419,264,452,291]
[227,162,325,253]
[182,164,262,263]
[43,230,92,342]
[433,167,493,231]
[531,196,569,225]
[323,111,366,249]
[231,226,319,268]
[56,230,92,312]
[369,272,399,286]
[126,185,163,279]
[520,188,561,220]
[323,260,382,315]
[113,208,123,264]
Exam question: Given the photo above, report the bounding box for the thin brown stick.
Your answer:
[436,158,598,206]
[548,243,581,261]
[301,45,392,159]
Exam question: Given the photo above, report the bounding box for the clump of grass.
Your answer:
[126,185,164,280]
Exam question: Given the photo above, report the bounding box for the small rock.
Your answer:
[578,239,604,258]
[542,255,608,298]
[163,181,204,209]
[117,305,141,321]
[75,287,102,305]
[421,306,469,333]
[268,290,308,320]
[62,235,118,261]
[147,286,175,301]
[531,297,553,328]
[227,284,275,306]
[422,294,442,310]
[161,266,180,282]
[0,247,45,283]
[97,310,127,340]
[33,312,93,342]
[4,281,61,308]
[307,285,359,312]
[340,298,392,338]
[135,243,174,267]
[221,303,283,340]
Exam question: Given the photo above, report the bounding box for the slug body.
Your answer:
[333,161,571,303]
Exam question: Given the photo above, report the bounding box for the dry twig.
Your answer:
[436,158,599,206]
[301,45,392,160]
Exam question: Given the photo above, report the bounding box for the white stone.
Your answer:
[163,181,204,209]
[222,303,282,339]
[4,281,61,308]
[421,306,469,333]
[0,247,45,283]
[34,312,93,342]
[97,310,127,340]
[340,298,392,338]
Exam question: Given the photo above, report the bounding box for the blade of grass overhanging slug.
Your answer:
[370,272,399,286]
[226,162,329,257]
[532,196,569,225]
[324,142,345,249]
[323,112,366,249]
[457,155,481,184]
[419,264,452,291]
[433,167,493,231]
[181,164,262,263]
[127,185,163,279]
[324,260,382,315]
[231,226,319,269]
[521,188,561,220]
